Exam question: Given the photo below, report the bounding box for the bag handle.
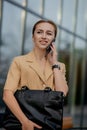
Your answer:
[21,86,52,92]
[44,87,52,92]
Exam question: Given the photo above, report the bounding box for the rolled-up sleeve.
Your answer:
[4,58,21,92]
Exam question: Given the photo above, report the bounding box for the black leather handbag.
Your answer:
[3,86,64,130]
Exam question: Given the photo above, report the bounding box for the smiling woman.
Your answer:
[3,19,68,130]
[32,20,57,51]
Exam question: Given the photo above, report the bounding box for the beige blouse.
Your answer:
[4,51,67,93]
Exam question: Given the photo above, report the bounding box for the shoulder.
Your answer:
[12,52,31,63]
[14,53,29,60]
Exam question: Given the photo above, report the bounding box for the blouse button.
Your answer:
[43,84,46,88]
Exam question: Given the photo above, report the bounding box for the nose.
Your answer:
[41,32,47,38]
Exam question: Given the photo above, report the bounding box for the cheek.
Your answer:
[32,36,39,47]
[33,34,38,41]
[32,35,37,43]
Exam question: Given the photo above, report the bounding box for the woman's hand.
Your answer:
[22,119,42,130]
[47,43,58,65]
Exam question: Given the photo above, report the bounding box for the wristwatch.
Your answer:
[52,64,60,70]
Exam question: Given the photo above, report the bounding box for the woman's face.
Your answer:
[32,22,55,50]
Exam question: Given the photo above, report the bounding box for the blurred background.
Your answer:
[0,0,87,129]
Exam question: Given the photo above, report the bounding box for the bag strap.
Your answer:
[44,87,52,92]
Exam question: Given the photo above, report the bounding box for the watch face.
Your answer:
[52,64,60,70]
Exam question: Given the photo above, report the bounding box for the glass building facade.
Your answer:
[0,0,87,128]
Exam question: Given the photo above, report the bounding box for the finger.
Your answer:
[52,44,56,51]
[50,46,56,55]
[51,43,56,51]
[34,123,42,129]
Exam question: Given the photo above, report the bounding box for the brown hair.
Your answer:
[32,19,57,39]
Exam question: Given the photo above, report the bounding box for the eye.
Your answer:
[47,32,53,35]
[37,31,42,34]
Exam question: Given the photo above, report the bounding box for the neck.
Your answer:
[33,48,46,61]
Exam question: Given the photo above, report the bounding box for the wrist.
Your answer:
[52,64,60,70]
[20,116,29,125]
[51,61,58,66]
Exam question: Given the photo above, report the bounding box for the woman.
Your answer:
[3,19,68,130]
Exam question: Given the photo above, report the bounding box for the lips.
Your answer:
[40,40,48,45]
